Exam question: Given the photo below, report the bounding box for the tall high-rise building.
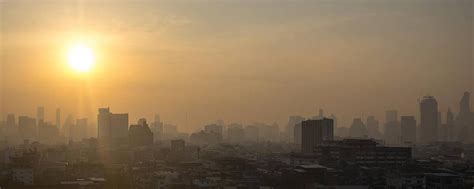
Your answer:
[18,116,37,141]
[446,108,456,142]
[301,118,334,153]
[385,110,398,123]
[286,116,305,142]
[5,114,17,138]
[349,118,368,138]
[63,114,74,139]
[366,116,382,139]
[97,108,129,145]
[129,118,153,146]
[151,114,164,141]
[73,118,88,141]
[37,107,44,123]
[384,110,400,145]
[400,116,416,145]
[294,122,302,145]
[55,108,61,128]
[420,96,438,143]
[455,92,473,143]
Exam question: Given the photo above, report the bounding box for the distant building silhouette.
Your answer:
[286,116,305,143]
[366,116,382,139]
[18,116,37,142]
[349,118,368,138]
[72,118,88,141]
[385,110,398,123]
[55,108,61,131]
[244,125,259,142]
[455,92,473,143]
[384,110,400,145]
[400,116,416,145]
[97,108,129,145]
[204,124,223,137]
[446,108,456,142]
[301,118,334,153]
[227,124,244,143]
[38,122,59,144]
[129,118,153,146]
[294,122,302,145]
[37,106,44,124]
[5,114,17,139]
[420,96,438,144]
[63,114,74,140]
[151,114,164,141]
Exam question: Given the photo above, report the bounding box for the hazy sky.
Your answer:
[0,0,472,131]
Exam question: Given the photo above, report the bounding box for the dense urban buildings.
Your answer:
[0,92,473,188]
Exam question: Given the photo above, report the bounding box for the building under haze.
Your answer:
[227,124,244,143]
[420,96,438,144]
[5,114,17,140]
[129,118,153,146]
[455,92,473,143]
[18,116,37,142]
[384,110,401,146]
[97,108,129,145]
[151,114,164,141]
[72,118,88,141]
[301,118,334,153]
[366,116,382,139]
[349,118,368,138]
[286,116,305,143]
[400,116,416,145]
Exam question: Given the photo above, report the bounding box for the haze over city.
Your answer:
[1,0,472,131]
[0,0,474,188]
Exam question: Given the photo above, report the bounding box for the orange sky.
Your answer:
[0,0,472,132]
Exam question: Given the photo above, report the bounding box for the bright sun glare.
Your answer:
[67,43,94,72]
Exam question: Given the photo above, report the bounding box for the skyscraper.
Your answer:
[37,106,44,123]
[151,114,164,141]
[366,116,382,139]
[55,108,61,129]
[129,118,153,146]
[385,110,398,123]
[97,108,129,145]
[301,118,334,153]
[349,118,368,138]
[400,116,416,145]
[384,110,400,145]
[420,96,438,143]
[446,108,456,142]
[5,114,17,138]
[294,122,302,145]
[73,118,88,141]
[455,92,473,143]
[18,116,37,141]
[286,115,305,142]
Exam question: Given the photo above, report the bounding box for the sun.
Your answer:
[67,43,94,72]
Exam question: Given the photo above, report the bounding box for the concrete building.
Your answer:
[420,96,438,143]
[301,118,334,153]
[18,116,37,141]
[400,116,416,145]
[129,118,154,146]
[97,108,129,145]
